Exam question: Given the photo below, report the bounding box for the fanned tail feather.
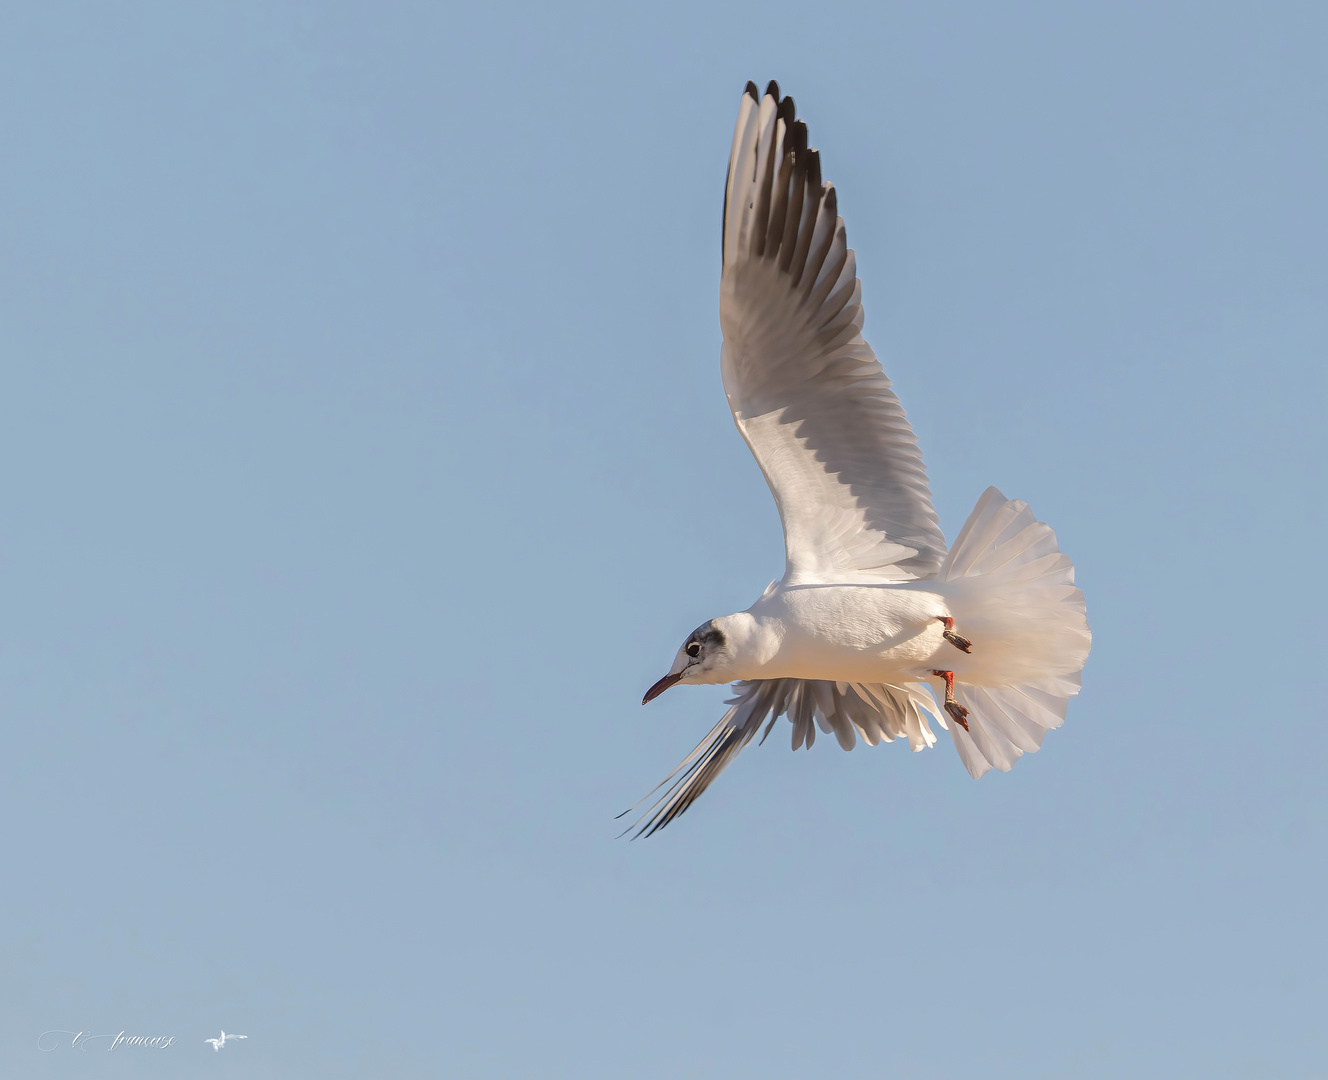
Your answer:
[939,488,1092,778]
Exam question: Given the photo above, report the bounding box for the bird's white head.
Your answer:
[642,613,756,703]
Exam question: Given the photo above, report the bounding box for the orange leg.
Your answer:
[930,669,970,731]
[936,616,972,654]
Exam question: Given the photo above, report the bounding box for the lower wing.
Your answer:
[619,678,944,838]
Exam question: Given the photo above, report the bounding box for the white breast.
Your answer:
[745,582,951,683]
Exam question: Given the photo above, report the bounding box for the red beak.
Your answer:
[642,671,684,704]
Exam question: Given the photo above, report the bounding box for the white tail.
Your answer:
[937,488,1091,778]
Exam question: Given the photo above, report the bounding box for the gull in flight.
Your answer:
[628,80,1091,837]
[204,1030,247,1051]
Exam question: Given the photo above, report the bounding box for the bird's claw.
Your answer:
[943,630,973,653]
[931,668,970,731]
[936,616,973,653]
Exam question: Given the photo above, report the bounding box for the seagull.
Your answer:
[627,80,1091,837]
[204,1030,247,1051]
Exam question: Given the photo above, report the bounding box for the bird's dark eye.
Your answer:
[686,642,701,658]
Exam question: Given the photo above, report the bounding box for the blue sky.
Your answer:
[1,1,1325,1077]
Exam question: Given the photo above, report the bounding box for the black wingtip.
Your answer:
[765,79,780,101]
[744,80,759,101]
[790,119,808,154]
[806,148,822,189]
[777,95,795,125]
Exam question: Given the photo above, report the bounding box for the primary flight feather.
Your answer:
[628,81,1091,837]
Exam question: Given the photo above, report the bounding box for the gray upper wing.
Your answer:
[720,82,946,584]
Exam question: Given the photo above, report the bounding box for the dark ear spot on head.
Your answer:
[705,626,727,649]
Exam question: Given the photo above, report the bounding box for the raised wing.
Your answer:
[619,678,945,838]
[721,81,945,583]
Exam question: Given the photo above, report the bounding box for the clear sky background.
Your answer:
[1,2,1325,1077]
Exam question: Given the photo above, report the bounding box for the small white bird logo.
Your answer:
[204,1030,247,1051]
